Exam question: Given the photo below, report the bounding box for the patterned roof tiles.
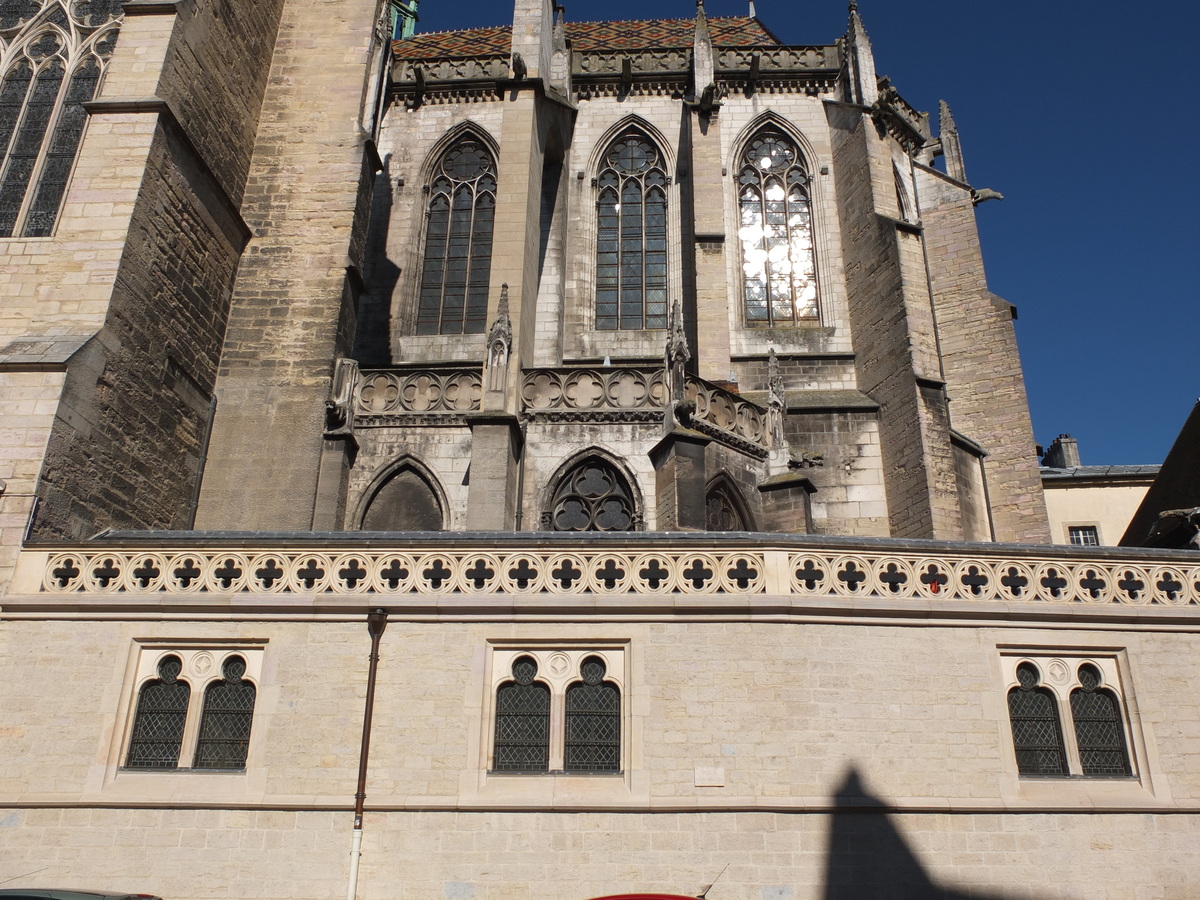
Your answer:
[395,16,781,59]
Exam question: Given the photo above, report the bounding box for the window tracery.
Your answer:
[736,130,817,325]
[0,0,120,237]
[595,129,668,331]
[705,477,750,531]
[548,457,637,532]
[416,137,497,334]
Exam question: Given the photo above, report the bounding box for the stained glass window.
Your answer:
[125,655,190,769]
[549,457,636,532]
[564,656,620,772]
[595,130,668,330]
[493,656,550,772]
[1070,664,1131,776]
[737,131,818,325]
[416,138,496,335]
[0,0,120,237]
[1007,662,1068,776]
[193,655,257,769]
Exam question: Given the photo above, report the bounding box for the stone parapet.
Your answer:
[13,534,1200,610]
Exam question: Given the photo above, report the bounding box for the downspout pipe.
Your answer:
[347,608,389,900]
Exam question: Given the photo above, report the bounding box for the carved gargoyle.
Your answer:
[788,451,824,470]
[511,52,527,80]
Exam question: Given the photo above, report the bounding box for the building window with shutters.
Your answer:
[0,0,121,238]
[122,644,263,772]
[487,646,625,775]
[1002,654,1134,778]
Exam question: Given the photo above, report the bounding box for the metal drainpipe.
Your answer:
[347,608,388,900]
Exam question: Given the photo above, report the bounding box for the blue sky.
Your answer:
[413,1,1200,466]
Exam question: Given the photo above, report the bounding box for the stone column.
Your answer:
[649,428,711,530]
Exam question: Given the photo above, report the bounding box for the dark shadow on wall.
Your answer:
[354,154,400,366]
[823,769,1035,900]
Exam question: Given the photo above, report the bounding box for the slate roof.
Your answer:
[395,16,781,58]
[1040,465,1160,482]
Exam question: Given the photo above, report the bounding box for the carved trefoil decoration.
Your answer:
[325,358,360,436]
[485,283,513,394]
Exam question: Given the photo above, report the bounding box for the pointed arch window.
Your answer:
[595,130,668,331]
[548,456,637,532]
[417,137,497,334]
[705,476,751,531]
[737,131,818,325]
[0,0,121,238]
[125,654,190,769]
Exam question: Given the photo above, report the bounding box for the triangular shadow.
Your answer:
[823,768,1036,900]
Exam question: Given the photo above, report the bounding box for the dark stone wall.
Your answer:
[34,123,246,537]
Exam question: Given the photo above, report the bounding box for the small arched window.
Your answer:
[0,0,121,237]
[595,129,668,331]
[126,654,190,768]
[548,457,637,532]
[1069,664,1131,776]
[416,137,497,335]
[736,131,817,325]
[564,656,620,773]
[705,476,751,531]
[193,655,257,769]
[1007,662,1068,776]
[493,656,551,772]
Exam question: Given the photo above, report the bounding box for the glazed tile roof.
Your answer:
[395,16,781,58]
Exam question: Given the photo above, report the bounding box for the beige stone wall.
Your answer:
[0,611,1197,897]
[1044,481,1154,546]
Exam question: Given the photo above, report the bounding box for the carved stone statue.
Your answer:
[325,357,360,436]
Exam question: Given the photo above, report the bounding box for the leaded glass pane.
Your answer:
[126,655,189,769]
[737,131,818,326]
[493,657,550,772]
[595,129,668,330]
[193,656,256,769]
[550,458,636,532]
[1007,663,1068,776]
[416,138,496,334]
[565,657,620,772]
[23,58,99,236]
[0,58,62,236]
[1070,665,1131,776]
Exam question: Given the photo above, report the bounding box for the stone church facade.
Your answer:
[0,0,1197,898]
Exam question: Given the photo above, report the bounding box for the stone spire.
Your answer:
[844,0,878,106]
[939,100,967,183]
[692,0,715,102]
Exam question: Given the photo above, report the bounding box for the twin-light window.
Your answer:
[125,648,260,771]
[1005,655,1133,778]
[491,648,623,774]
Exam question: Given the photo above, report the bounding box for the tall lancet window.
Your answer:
[417,137,497,334]
[0,0,121,238]
[595,130,668,331]
[737,131,818,325]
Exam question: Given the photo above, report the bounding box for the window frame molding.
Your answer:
[994,644,1163,804]
[539,447,644,533]
[109,639,266,778]
[479,641,631,783]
